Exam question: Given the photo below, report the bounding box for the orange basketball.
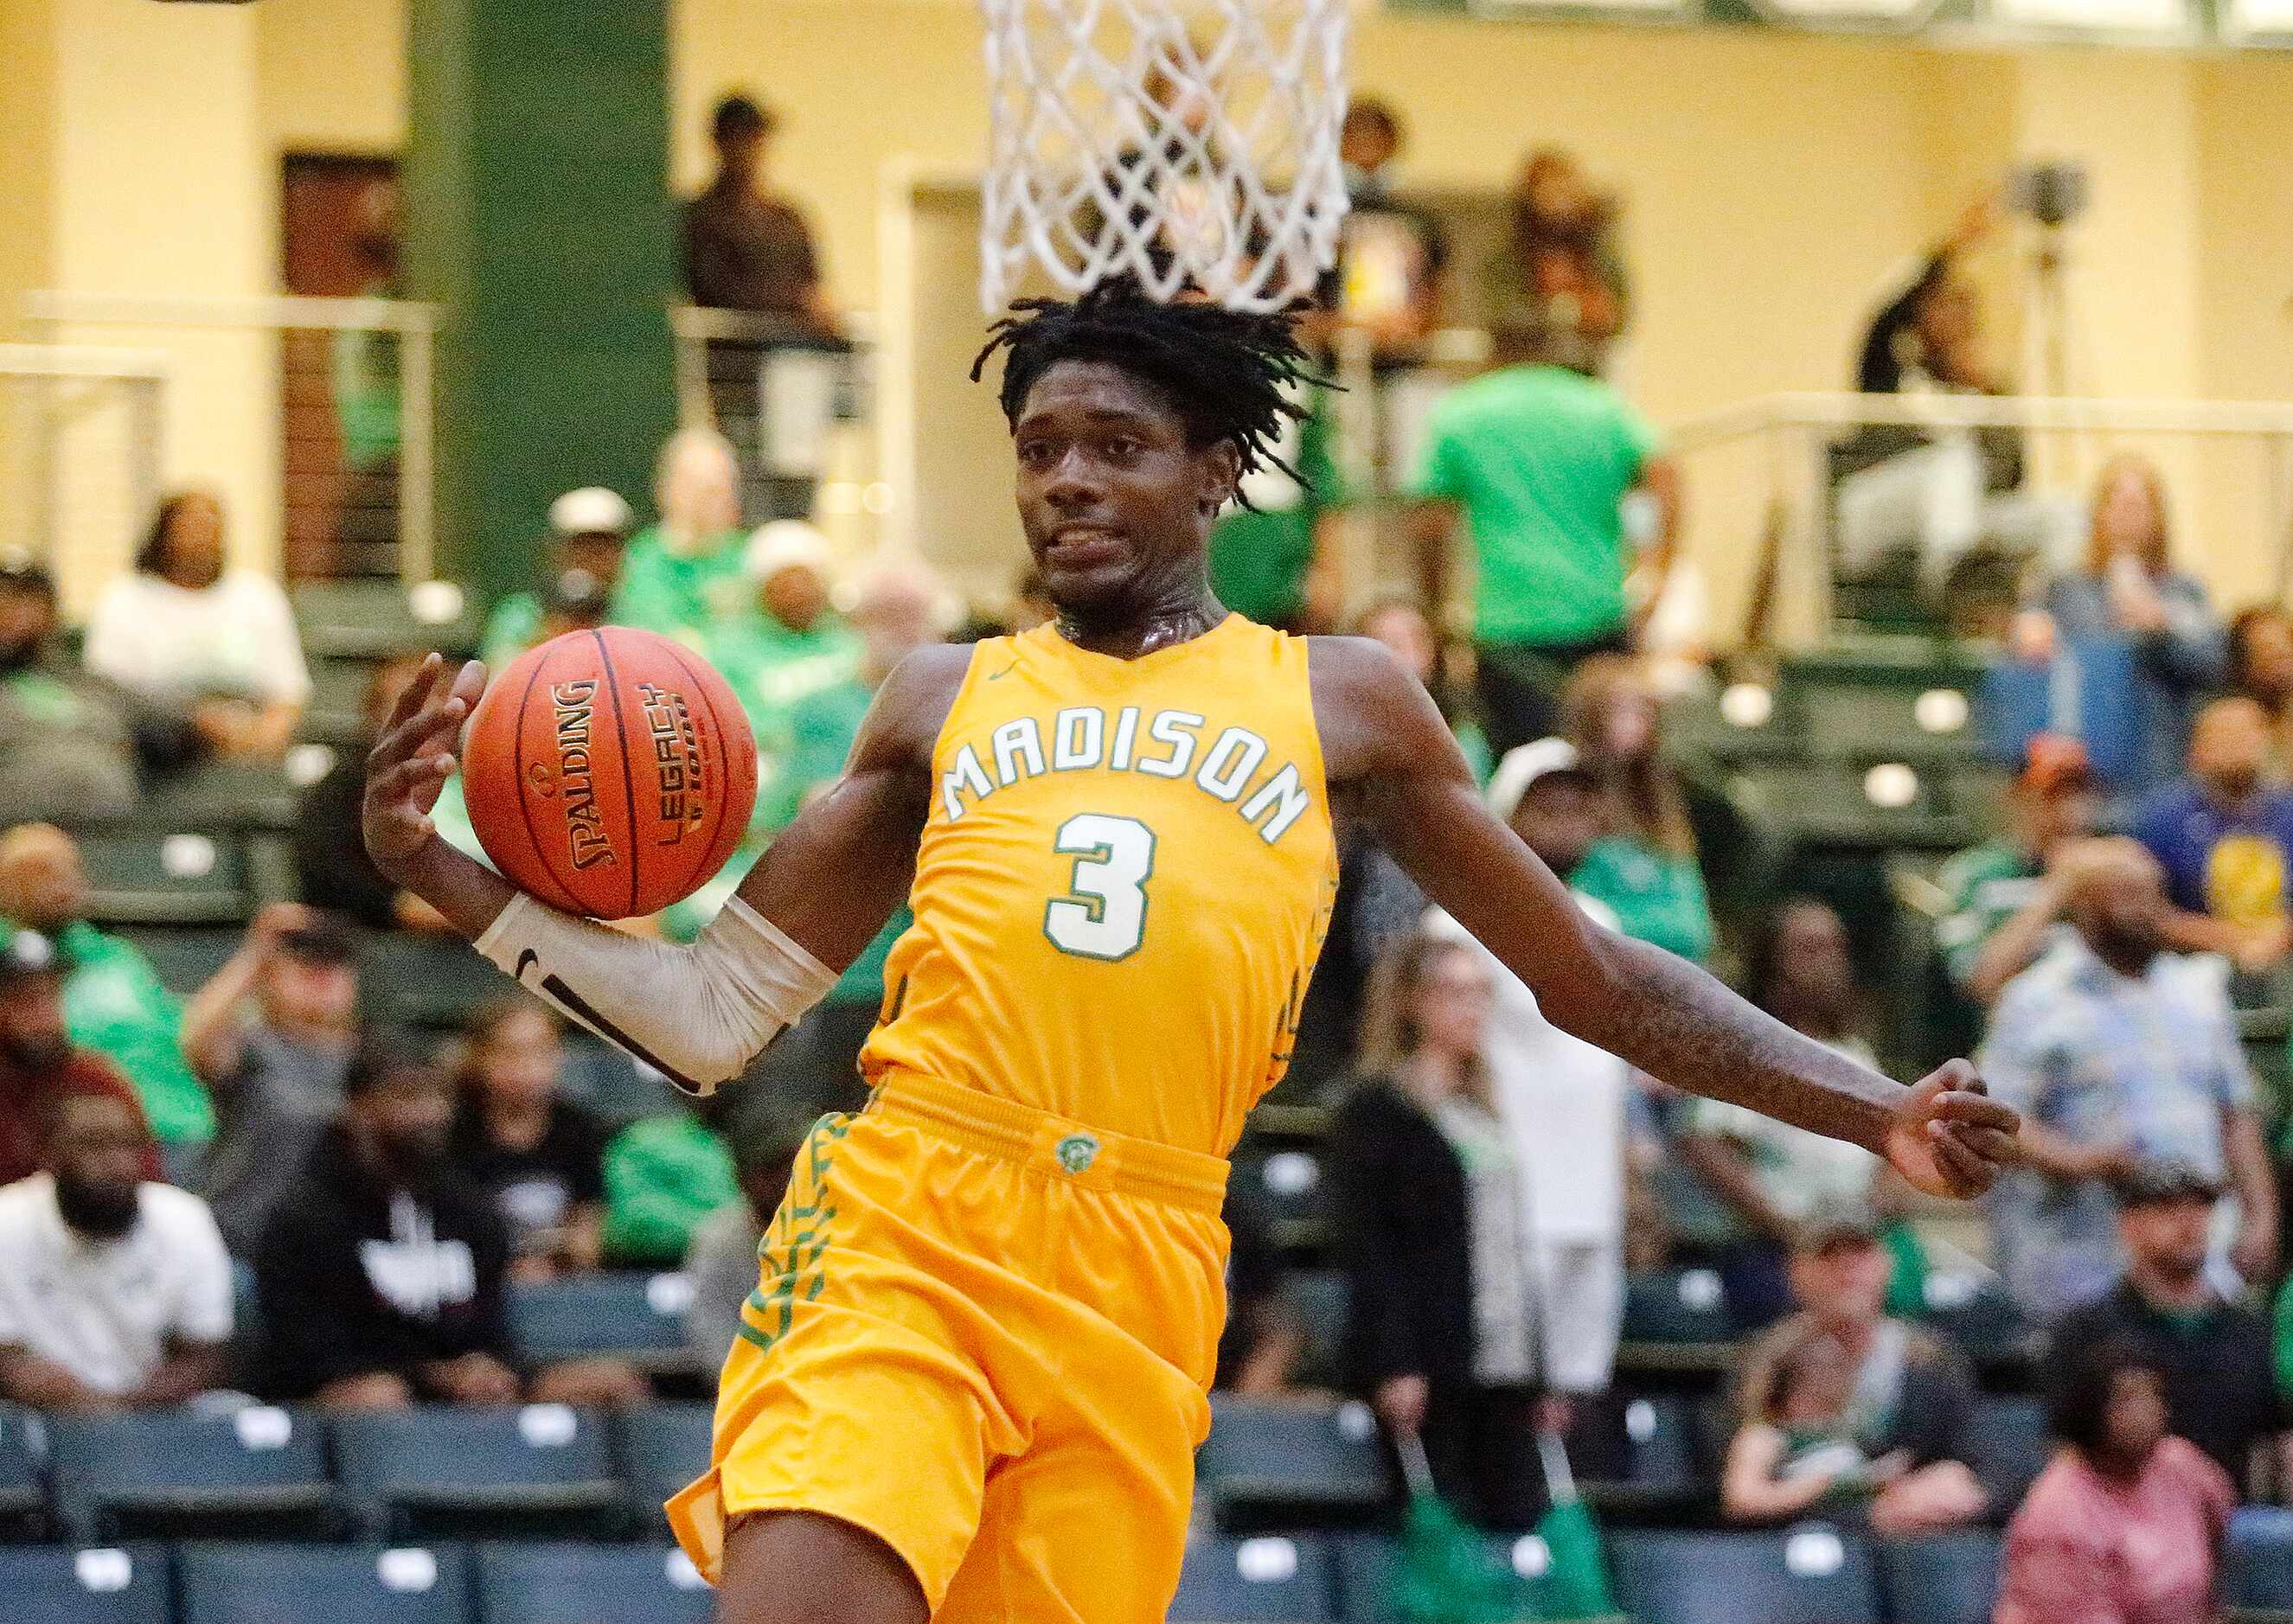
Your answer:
[461,627,758,920]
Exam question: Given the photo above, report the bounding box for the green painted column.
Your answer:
[405,0,676,606]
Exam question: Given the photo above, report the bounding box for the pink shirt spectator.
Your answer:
[1995,1435,2233,1624]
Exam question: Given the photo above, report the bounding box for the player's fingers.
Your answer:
[372,687,470,770]
[380,652,444,735]
[1948,1125,2021,1166]
[1932,1091,2019,1132]
[448,659,488,711]
[370,751,453,802]
[1929,1128,1992,1196]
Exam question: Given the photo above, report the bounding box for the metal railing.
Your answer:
[22,291,439,585]
[1320,321,2293,652]
[1667,392,2293,649]
[0,344,169,615]
[667,305,886,559]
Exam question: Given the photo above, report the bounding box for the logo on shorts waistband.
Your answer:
[1054,1132,1101,1175]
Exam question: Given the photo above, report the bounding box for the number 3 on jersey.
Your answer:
[1044,813,1156,961]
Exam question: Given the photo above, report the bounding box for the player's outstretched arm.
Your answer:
[1310,638,2020,1199]
[362,649,961,1093]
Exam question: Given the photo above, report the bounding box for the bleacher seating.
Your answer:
[1619,1267,1735,1365]
[74,827,266,926]
[46,1409,343,1543]
[330,1407,622,1541]
[1169,1534,1335,1621]
[616,1406,714,1531]
[1580,1393,1706,1519]
[0,1543,172,1624]
[0,1403,46,1535]
[1610,1525,1881,1624]
[506,1274,694,1371]
[291,580,482,663]
[1873,1530,2002,1624]
[1195,1397,1385,1532]
[176,1543,469,1624]
[1959,1396,2051,1515]
[2228,1506,2293,1616]
[471,1541,714,1624]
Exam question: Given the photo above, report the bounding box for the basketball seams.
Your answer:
[502,647,586,916]
[589,628,645,920]
[658,640,742,892]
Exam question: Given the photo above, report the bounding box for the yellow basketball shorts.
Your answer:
[667,1066,1231,1621]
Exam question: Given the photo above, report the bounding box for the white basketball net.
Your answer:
[978,0,1351,313]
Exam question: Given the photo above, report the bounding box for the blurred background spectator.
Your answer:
[1205,380,1345,635]
[330,177,403,568]
[0,555,195,821]
[0,930,162,1189]
[610,427,749,649]
[1998,455,2227,801]
[1214,1184,1308,1400]
[1935,735,2099,1009]
[2048,1158,2287,1495]
[1981,838,2275,1317]
[1559,658,1717,968]
[1854,194,2005,400]
[1330,930,1550,1531]
[2229,602,2293,771]
[445,1001,608,1282]
[478,485,636,668]
[2135,695,2293,977]
[1678,899,1883,1328]
[684,92,831,331]
[712,521,861,763]
[1425,737,1630,1408]
[682,1094,823,1380]
[292,655,457,934]
[1479,148,1630,371]
[738,557,944,1096]
[85,490,311,762]
[1329,97,1447,366]
[684,91,839,524]
[1409,326,1679,761]
[0,1090,231,1413]
[1730,1202,1987,1532]
[1995,1339,2233,1624]
[254,1032,643,1410]
[601,1095,741,1269]
[183,905,363,1255]
[0,824,213,1152]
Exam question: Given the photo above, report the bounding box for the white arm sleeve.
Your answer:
[475,892,838,1095]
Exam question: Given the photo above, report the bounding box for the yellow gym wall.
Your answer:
[22,0,2284,612]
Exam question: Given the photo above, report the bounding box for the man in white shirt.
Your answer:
[0,1090,233,1410]
[1427,737,1630,1412]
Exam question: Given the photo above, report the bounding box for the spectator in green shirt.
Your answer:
[1206,382,1344,632]
[479,486,634,670]
[708,521,862,777]
[601,1098,741,1268]
[1407,322,1681,760]
[1559,655,1716,966]
[1935,734,2098,1007]
[609,427,749,651]
[0,823,214,1147]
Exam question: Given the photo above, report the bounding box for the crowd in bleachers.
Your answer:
[12,84,2293,1624]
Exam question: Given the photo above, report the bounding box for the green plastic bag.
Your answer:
[1393,1429,1618,1623]
[1394,1434,1535,1624]
[1524,1429,1617,1618]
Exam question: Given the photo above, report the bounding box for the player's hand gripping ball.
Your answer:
[462,628,757,919]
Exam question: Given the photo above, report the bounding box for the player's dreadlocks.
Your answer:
[970,278,1324,502]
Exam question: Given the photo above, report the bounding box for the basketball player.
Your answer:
[362,283,2019,1624]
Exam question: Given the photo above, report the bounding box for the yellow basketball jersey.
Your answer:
[860,615,1338,1157]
